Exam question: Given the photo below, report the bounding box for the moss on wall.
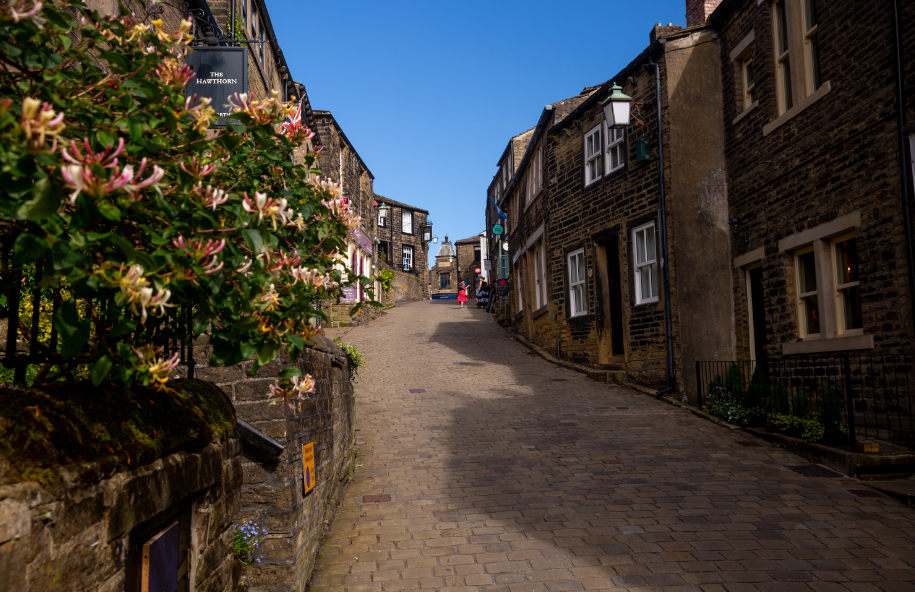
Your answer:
[0,378,235,486]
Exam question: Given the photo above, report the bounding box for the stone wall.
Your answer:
[194,337,355,591]
[0,381,241,592]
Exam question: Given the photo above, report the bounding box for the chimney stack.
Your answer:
[686,0,722,27]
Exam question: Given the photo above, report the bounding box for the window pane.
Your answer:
[798,251,817,293]
[783,59,793,110]
[640,266,651,301]
[577,254,585,285]
[745,59,755,90]
[649,262,658,298]
[776,1,789,55]
[809,34,822,90]
[842,286,863,331]
[635,230,646,265]
[573,285,584,313]
[803,295,821,335]
[569,257,578,284]
[402,211,412,233]
[805,0,817,29]
[646,226,656,261]
[835,238,859,285]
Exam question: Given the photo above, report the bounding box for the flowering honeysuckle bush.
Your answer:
[0,1,374,406]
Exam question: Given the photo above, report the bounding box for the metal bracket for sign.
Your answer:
[144,0,228,45]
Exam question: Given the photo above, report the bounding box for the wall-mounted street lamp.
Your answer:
[729,216,750,244]
[601,82,632,129]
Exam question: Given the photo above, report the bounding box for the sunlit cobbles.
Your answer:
[310,301,915,592]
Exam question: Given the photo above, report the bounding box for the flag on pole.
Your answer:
[281,96,304,134]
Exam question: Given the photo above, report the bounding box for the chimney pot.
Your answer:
[686,0,723,27]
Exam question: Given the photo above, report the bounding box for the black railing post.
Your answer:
[6,267,25,385]
[185,304,196,379]
[696,360,702,409]
[843,353,857,451]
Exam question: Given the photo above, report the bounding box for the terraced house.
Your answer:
[501,15,735,402]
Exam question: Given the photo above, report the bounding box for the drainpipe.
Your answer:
[649,55,675,395]
[892,0,915,353]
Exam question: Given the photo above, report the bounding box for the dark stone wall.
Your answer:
[194,337,355,591]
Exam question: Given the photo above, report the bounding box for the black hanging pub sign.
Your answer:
[184,46,248,127]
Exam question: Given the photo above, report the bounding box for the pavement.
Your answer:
[312,300,915,592]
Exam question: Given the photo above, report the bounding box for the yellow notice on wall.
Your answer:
[303,442,315,494]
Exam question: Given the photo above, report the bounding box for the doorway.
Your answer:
[747,265,767,367]
[597,237,626,363]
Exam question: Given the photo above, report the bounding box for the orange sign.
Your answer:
[302,442,315,494]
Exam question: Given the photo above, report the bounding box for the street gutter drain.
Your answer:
[848,489,886,498]
[363,494,391,503]
[789,464,843,478]
[409,389,428,393]
[551,379,568,382]
[736,441,764,448]
[453,362,472,365]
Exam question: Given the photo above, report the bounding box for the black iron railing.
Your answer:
[1,262,196,386]
[697,354,915,450]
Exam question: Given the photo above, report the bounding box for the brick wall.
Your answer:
[716,0,915,361]
[194,337,355,591]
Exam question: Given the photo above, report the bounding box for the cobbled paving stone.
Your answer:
[311,300,915,591]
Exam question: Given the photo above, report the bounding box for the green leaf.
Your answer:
[54,300,91,359]
[91,355,113,386]
[16,177,60,221]
[241,229,265,255]
[287,334,305,351]
[97,201,121,221]
[278,367,302,379]
[12,233,48,265]
[258,341,280,366]
[107,319,137,338]
[51,240,84,271]
[240,342,257,360]
[127,116,143,142]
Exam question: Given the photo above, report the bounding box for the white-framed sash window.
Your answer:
[604,124,625,174]
[833,234,862,334]
[773,0,793,114]
[402,245,414,271]
[568,249,586,316]
[633,222,659,305]
[795,248,820,337]
[584,125,602,186]
[402,210,413,234]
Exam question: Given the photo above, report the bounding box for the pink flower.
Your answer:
[20,97,64,150]
[62,137,124,168]
[178,157,216,178]
[9,0,43,23]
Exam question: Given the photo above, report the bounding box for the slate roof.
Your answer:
[373,193,429,214]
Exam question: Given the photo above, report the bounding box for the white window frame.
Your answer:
[795,247,821,338]
[584,125,602,186]
[772,0,793,115]
[632,222,659,306]
[377,211,386,227]
[401,210,413,235]
[567,249,587,317]
[516,264,524,311]
[742,54,756,108]
[832,234,863,336]
[402,245,414,271]
[801,0,821,95]
[533,242,547,309]
[603,123,626,174]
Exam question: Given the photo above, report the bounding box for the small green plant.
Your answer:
[335,340,367,379]
[791,392,812,418]
[233,520,265,565]
[817,385,843,431]
[725,363,746,405]
[379,270,395,296]
[770,414,826,442]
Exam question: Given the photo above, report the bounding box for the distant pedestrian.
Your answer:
[477,281,489,309]
[457,280,468,308]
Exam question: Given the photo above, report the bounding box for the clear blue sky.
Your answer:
[269,0,688,265]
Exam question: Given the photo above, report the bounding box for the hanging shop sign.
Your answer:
[350,227,374,255]
[492,224,503,235]
[184,46,248,127]
[483,259,492,270]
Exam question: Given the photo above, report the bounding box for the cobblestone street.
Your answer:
[313,300,915,592]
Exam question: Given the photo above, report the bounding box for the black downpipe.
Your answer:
[892,0,915,353]
[230,0,235,42]
[649,56,675,392]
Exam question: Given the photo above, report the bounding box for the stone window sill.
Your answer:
[733,101,758,125]
[532,304,550,319]
[782,333,874,355]
[763,81,831,137]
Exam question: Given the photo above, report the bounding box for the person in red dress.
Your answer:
[457,280,468,308]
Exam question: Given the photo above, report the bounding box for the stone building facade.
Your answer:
[314,110,377,314]
[709,0,915,363]
[374,194,430,298]
[501,22,735,400]
[455,234,485,293]
[430,237,459,298]
[485,129,534,283]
